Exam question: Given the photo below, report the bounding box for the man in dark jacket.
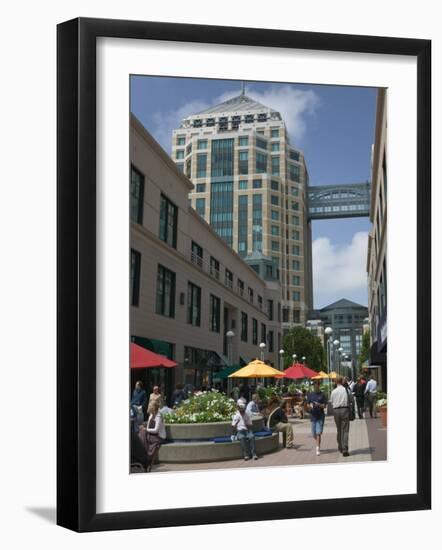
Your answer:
[130,380,147,419]
[266,396,295,448]
[354,376,367,419]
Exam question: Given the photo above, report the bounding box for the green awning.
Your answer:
[216,365,241,380]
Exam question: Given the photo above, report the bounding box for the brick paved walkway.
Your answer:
[151,415,387,473]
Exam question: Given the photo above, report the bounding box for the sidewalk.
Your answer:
[151,415,387,473]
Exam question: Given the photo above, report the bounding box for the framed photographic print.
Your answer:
[57,17,431,532]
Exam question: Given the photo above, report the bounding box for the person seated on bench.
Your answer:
[266,396,295,449]
[138,400,166,470]
[246,393,261,415]
[232,400,258,461]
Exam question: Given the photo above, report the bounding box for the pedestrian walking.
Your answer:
[330,376,351,456]
[354,376,367,419]
[232,400,258,460]
[307,381,327,456]
[171,383,186,408]
[130,380,147,421]
[364,374,378,418]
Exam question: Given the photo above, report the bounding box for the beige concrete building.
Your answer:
[130,115,282,392]
[367,89,387,388]
[171,89,313,332]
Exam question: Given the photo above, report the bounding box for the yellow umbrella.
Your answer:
[329,371,338,379]
[311,370,329,380]
[228,359,283,378]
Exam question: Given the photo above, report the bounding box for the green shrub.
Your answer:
[163,390,237,424]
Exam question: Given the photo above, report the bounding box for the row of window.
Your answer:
[282,307,301,324]
[184,114,275,129]
[194,181,299,196]
[240,313,274,350]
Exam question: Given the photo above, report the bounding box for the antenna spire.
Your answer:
[241,81,246,96]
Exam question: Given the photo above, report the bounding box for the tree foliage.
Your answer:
[358,330,371,367]
[282,326,325,372]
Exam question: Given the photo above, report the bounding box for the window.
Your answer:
[241,312,248,342]
[175,149,184,159]
[267,300,274,321]
[265,264,273,279]
[209,294,221,332]
[193,119,202,128]
[238,180,248,190]
[271,180,279,191]
[252,179,262,189]
[256,152,267,173]
[252,194,262,252]
[282,307,289,323]
[238,195,248,257]
[159,194,178,248]
[210,180,234,246]
[292,230,300,240]
[292,245,300,256]
[187,282,201,326]
[271,240,280,251]
[289,150,300,162]
[239,136,248,146]
[271,156,280,176]
[176,136,185,146]
[206,118,215,127]
[291,201,299,211]
[271,210,279,221]
[292,291,301,301]
[196,153,207,178]
[245,114,254,123]
[185,159,191,178]
[196,183,206,193]
[248,287,254,304]
[130,249,141,306]
[271,142,280,152]
[176,163,184,173]
[239,151,248,175]
[291,186,299,196]
[293,309,300,323]
[252,318,258,345]
[261,323,267,345]
[211,138,234,177]
[256,137,267,150]
[271,195,279,206]
[257,113,267,122]
[225,269,233,289]
[292,215,299,226]
[210,256,220,280]
[195,198,205,217]
[268,330,274,352]
[271,225,279,236]
[197,139,208,150]
[155,264,176,317]
[131,165,144,224]
[237,278,244,296]
[258,295,263,309]
[292,275,301,286]
[289,163,300,182]
[191,241,203,267]
[271,128,279,138]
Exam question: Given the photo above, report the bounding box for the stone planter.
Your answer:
[165,415,264,441]
[378,406,387,427]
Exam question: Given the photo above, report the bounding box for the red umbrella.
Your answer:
[130,342,178,369]
[282,362,318,380]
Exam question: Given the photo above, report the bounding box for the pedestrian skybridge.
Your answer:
[307,182,371,220]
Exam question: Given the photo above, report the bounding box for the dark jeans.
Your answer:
[333,407,350,453]
[355,396,365,418]
[237,429,256,458]
[366,392,377,418]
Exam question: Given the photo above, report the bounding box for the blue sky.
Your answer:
[131,76,377,309]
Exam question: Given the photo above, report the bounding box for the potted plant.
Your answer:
[376,394,387,427]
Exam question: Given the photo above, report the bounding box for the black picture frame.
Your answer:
[57,17,431,532]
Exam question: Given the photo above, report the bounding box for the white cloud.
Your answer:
[312,232,369,308]
[150,84,320,152]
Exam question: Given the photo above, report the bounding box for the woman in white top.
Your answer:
[138,400,166,469]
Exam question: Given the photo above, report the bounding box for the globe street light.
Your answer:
[259,342,266,361]
[324,327,333,384]
[338,347,344,375]
[292,353,297,364]
[226,330,235,364]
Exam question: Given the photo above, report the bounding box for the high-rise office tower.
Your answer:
[171,88,313,331]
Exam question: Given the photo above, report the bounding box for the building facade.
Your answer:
[171,89,313,332]
[308,298,368,372]
[367,89,387,388]
[130,115,282,394]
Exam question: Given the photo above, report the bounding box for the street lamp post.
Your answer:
[259,342,266,361]
[333,340,340,375]
[279,349,284,372]
[338,347,344,375]
[302,356,306,364]
[324,327,333,400]
[292,353,297,365]
[226,330,234,395]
